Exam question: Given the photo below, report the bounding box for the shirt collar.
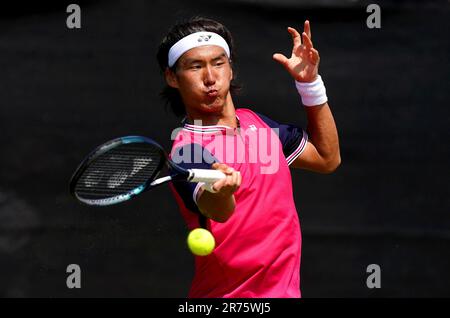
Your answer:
[181,115,240,134]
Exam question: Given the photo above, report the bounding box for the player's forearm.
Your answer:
[197,189,236,223]
[305,103,341,171]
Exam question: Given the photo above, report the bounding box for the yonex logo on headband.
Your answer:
[168,31,231,67]
[197,35,212,42]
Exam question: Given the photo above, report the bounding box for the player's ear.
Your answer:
[165,68,179,89]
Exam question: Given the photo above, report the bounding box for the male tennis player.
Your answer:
[157,17,340,298]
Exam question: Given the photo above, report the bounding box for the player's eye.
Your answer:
[190,64,202,70]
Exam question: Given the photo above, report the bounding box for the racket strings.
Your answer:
[74,143,163,200]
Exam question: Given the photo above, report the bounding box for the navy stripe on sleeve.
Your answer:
[255,112,308,164]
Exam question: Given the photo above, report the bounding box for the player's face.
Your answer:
[166,45,233,114]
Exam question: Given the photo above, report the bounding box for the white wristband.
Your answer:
[295,75,328,107]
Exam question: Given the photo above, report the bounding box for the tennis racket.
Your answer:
[69,136,225,206]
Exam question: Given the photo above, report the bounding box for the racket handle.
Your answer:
[189,169,226,183]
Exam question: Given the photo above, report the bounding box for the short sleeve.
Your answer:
[255,112,309,165]
[169,143,218,214]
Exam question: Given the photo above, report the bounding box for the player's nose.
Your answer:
[203,65,216,86]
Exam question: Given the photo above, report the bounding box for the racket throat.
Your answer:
[150,175,173,186]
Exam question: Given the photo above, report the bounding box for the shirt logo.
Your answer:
[249,124,257,131]
[197,35,212,42]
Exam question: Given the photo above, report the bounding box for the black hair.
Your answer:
[156,16,240,117]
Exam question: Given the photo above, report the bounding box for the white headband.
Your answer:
[168,31,231,68]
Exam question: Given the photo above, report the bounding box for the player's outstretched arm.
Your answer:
[273,20,340,174]
[196,163,242,223]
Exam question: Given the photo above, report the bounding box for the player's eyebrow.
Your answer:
[211,53,227,62]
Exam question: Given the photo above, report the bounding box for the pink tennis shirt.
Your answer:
[169,108,308,298]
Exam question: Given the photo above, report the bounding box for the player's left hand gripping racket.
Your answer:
[69,136,225,206]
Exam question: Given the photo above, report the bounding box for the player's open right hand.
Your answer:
[273,20,320,83]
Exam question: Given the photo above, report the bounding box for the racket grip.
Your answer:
[189,169,226,183]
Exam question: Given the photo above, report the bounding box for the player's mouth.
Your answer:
[206,89,218,98]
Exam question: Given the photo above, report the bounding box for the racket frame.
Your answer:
[69,136,189,206]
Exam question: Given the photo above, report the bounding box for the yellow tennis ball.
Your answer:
[187,228,215,256]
